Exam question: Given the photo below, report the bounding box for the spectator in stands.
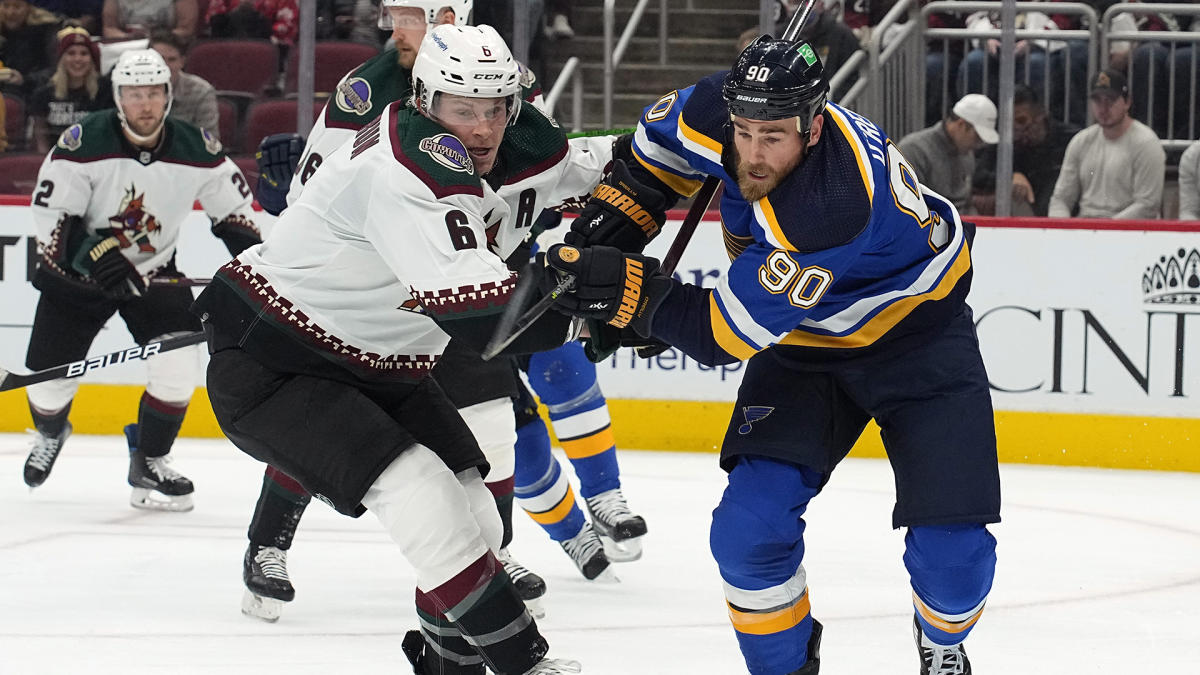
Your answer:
[207,0,298,47]
[544,0,572,39]
[28,25,109,153]
[32,0,104,34]
[898,93,998,214]
[957,3,1089,127]
[316,0,383,46]
[148,29,218,136]
[0,89,8,152]
[1178,140,1200,221]
[972,84,1081,217]
[1049,69,1165,219]
[1108,3,1196,140]
[0,0,61,98]
[101,0,196,39]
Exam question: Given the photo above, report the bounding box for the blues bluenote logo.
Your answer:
[1143,248,1200,306]
[335,77,373,115]
[738,406,774,434]
[419,134,474,173]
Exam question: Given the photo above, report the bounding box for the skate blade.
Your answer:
[523,595,546,619]
[241,589,285,623]
[599,533,644,563]
[589,566,620,584]
[130,487,194,512]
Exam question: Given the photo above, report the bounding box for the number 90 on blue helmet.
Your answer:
[723,37,828,136]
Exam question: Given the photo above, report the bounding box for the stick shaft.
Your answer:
[481,272,575,361]
[0,331,206,392]
[148,276,211,287]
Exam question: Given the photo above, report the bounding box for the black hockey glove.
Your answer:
[211,216,263,257]
[539,244,672,336]
[255,132,305,216]
[566,159,668,253]
[582,320,671,362]
[75,236,146,299]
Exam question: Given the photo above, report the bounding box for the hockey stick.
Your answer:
[148,276,212,287]
[480,270,576,361]
[0,331,206,392]
[565,127,635,139]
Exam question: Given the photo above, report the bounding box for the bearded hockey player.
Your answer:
[22,48,260,512]
[196,24,585,675]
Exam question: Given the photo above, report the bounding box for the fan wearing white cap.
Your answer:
[897,92,998,213]
[110,48,173,146]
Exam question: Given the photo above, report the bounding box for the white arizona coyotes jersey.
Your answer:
[230,102,521,368]
[31,110,256,277]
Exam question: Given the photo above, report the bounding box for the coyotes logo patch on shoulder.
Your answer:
[419,133,474,174]
[335,77,373,115]
[56,124,83,151]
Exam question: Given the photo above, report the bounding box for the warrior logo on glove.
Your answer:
[542,244,669,333]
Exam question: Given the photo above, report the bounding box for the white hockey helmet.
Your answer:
[378,0,471,30]
[111,49,173,140]
[412,24,522,125]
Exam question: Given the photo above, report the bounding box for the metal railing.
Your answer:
[603,0,669,129]
[1101,3,1200,150]
[837,0,925,140]
[544,56,585,132]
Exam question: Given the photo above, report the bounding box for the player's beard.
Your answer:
[734,145,804,202]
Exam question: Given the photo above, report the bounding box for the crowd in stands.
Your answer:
[0,0,1196,220]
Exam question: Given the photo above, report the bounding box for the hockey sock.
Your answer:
[29,399,72,437]
[136,392,187,458]
[486,476,516,549]
[905,524,996,645]
[248,466,311,550]
[711,456,823,675]
[417,554,547,674]
[527,344,621,498]
[514,415,587,542]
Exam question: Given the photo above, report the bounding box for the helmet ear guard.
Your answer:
[723,36,829,136]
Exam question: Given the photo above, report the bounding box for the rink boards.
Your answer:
[0,200,1197,471]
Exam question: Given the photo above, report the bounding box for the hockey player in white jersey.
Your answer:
[22,49,260,511]
[241,0,637,624]
[196,25,582,675]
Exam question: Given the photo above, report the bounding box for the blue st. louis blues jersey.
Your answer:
[638,72,975,367]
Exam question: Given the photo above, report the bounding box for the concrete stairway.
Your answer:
[537,0,763,130]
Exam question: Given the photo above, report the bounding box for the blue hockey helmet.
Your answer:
[723,36,828,135]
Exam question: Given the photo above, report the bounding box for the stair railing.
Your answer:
[544,56,586,132]
[603,0,670,129]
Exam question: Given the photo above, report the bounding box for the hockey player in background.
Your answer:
[242,0,645,623]
[195,24,585,675]
[537,36,1001,675]
[22,48,260,512]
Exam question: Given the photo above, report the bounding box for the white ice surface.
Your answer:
[1,434,1198,674]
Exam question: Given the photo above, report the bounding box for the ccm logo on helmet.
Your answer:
[474,73,503,80]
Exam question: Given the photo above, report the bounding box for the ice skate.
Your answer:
[499,547,547,618]
[242,543,294,622]
[23,422,71,488]
[584,488,647,562]
[125,424,194,512]
[558,522,617,582]
[523,657,581,674]
[914,615,972,675]
[786,619,823,675]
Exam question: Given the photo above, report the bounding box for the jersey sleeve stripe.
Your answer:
[797,204,965,334]
[825,105,875,204]
[755,198,796,251]
[678,114,723,165]
[632,145,705,197]
[779,242,971,348]
[710,293,762,361]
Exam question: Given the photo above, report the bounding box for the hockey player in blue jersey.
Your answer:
[536,36,1000,675]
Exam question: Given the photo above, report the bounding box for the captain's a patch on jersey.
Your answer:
[56,123,83,151]
[419,133,475,174]
[335,77,373,115]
